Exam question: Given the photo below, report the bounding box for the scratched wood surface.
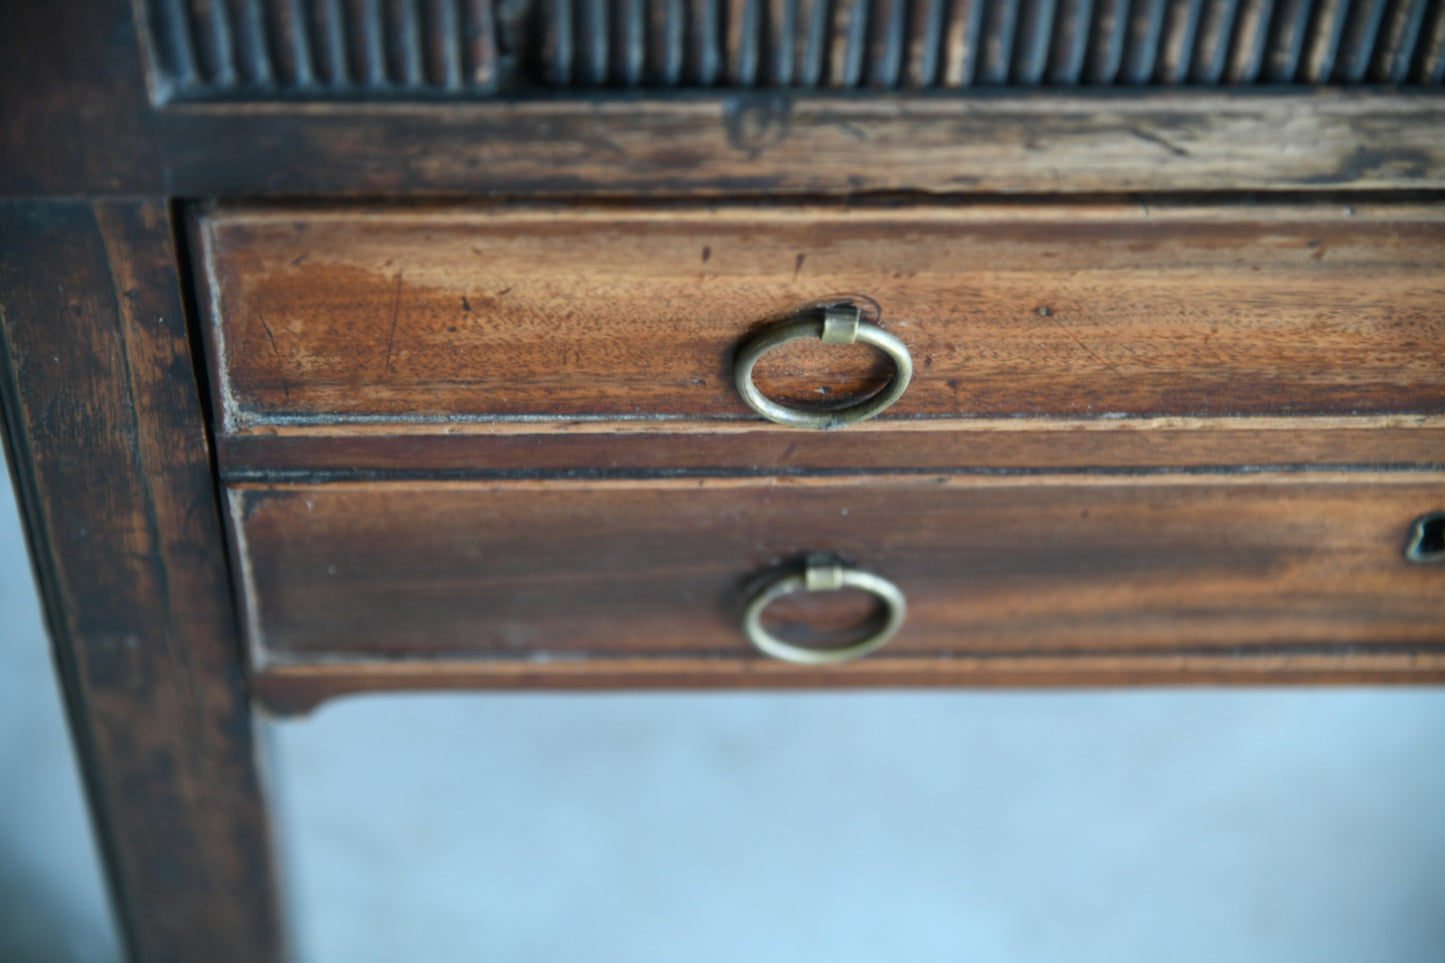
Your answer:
[0,202,284,961]
[196,202,1445,432]
[230,474,1445,674]
[6,0,1445,198]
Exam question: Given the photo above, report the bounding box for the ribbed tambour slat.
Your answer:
[1418,0,1445,83]
[393,0,427,84]
[1013,0,1060,83]
[762,0,796,83]
[1084,0,1130,80]
[828,0,871,85]
[1049,0,1095,82]
[542,0,572,81]
[790,0,826,82]
[1301,0,1351,83]
[1155,0,1204,82]
[1264,0,1315,82]
[271,0,318,86]
[1223,0,1274,80]
[978,0,1021,83]
[577,0,609,83]
[941,0,985,84]
[867,0,907,85]
[1335,0,1389,81]
[423,0,462,89]
[152,0,201,89]
[190,0,238,85]
[310,0,348,83]
[1120,0,1168,83]
[144,0,1445,97]
[726,0,760,84]
[613,0,646,83]
[686,0,723,83]
[648,0,685,83]
[905,0,945,84]
[1189,0,1239,81]
[350,0,387,85]
[233,0,273,85]
[1372,0,1431,80]
[464,0,499,88]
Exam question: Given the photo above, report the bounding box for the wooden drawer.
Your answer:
[202,199,1445,711]
[232,473,1445,709]
[195,203,1445,433]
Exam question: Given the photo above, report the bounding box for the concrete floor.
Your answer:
[4,467,1445,962]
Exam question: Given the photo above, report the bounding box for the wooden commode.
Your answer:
[2,0,1444,958]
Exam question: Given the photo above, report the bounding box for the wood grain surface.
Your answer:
[3,0,1441,949]
[230,474,1445,671]
[216,417,1445,476]
[252,650,1445,714]
[5,0,1445,199]
[0,202,284,961]
[197,202,1445,432]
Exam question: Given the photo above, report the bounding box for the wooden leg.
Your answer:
[0,200,285,962]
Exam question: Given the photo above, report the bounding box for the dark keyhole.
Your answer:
[1405,512,1445,563]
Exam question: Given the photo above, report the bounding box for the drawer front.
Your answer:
[230,474,1445,667]
[196,204,1445,432]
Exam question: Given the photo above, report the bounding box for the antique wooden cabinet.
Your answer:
[2,0,1444,958]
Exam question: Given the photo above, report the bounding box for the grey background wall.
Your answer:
[4,465,1444,962]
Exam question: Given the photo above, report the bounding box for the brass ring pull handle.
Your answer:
[734,303,913,429]
[742,554,907,666]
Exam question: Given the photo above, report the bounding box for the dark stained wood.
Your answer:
[464,0,500,88]
[1156,0,1205,83]
[214,418,1445,476]
[1222,0,1273,81]
[977,0,1021,83]
[7,0,1445,199]
[1085,0,1130,81]
[1188,0,1239,81]
[229,473,1445,673]
[1417,0,1445,84]
[0,0,162,196]
[1301,0,1350,83]
[195,202,1445,431]
[1334,0,1389,83]
[542,0,574,82]
[132,0,1445,97]
[158,86,1438,202]
[1048,0,1095,83]
[0,201,285,962]
[688,0,724,83]
[1263,0,1311,82]
[254,649,1445,714]
[726,0,760,85]
[1120,0,1167,83]
[905,0,944,85]
[940,0,984,84]
[793,0,828,83]
[866,0,908,86]
[649,0,685,84]
[612,0,646,84]
[1370,0,1432,82]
